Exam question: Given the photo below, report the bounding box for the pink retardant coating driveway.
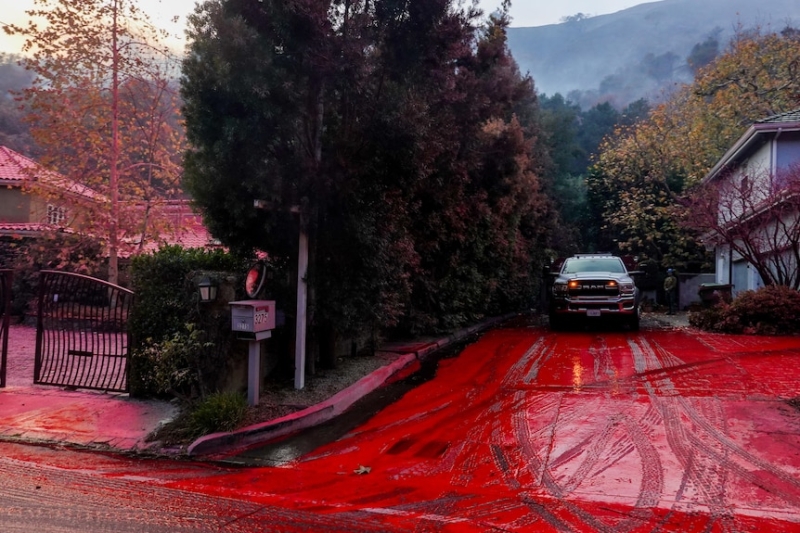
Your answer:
[0,325,176,451]
[166,323,800,532]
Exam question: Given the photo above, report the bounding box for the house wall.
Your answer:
[749,141,774,174]
[0,186,73,227]
[0,188,33,223]
[28,196,55,225]
[718,143,772,222]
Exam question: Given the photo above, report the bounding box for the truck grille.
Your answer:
[568,280,620,297]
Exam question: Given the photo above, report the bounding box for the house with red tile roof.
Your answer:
[0,145,102,238]
[0,145,220,256]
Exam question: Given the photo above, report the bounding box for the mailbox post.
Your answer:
[230,300,276,405]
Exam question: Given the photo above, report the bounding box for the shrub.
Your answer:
[128,246,245,346]
[131,323,211,400]
[188,392,248,436]
[689,285,800,335]
[689,303,726,331]
[147,391,248,445]
[127,246,249,398]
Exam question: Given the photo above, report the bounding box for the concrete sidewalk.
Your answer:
[645,310,691,329]
[0,315,511,456]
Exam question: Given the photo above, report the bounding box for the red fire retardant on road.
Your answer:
[158,324,800,532]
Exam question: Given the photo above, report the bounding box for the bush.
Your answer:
[131,323,211,400]
[127,246,249,398]
[128,246,245,346]
[147,391,248,445]
[689,285,800,335]
[188,392,248,436]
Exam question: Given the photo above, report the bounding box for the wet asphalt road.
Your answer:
[2,316,800,532]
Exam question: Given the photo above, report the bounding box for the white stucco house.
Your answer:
[700,110,800,297]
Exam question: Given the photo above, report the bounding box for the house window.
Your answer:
[773,134,800,192]
[47,204,67,225]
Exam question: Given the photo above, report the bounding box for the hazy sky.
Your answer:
[0,0,645,55]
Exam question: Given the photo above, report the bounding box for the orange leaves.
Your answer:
[593,27,800,266]
[7,0,185,282]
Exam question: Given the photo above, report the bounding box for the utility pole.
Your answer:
[253,200,308,390]
[294,221,308,389]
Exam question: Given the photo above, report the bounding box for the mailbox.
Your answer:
[230,300,276,340]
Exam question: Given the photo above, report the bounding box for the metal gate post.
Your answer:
[0,270,11,388]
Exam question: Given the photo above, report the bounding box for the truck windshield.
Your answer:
[562,258,625,274]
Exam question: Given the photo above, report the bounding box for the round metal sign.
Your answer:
[245,262,266,298]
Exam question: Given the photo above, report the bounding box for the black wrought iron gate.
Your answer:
[0,270,11,388]
[34,271,134,392]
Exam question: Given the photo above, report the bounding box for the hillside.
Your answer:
[507,0,800,107]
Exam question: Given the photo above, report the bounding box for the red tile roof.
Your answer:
[0,222,52,237]
[121,201,222,257]
[0,146,221,254]
[0,146,104,201]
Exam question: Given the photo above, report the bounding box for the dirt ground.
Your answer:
[240,354,390,427]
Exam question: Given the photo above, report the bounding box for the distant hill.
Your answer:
[507,0,800,108]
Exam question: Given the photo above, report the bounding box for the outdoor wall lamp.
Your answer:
[198,276,218,303]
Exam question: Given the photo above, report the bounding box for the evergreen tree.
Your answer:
[181,0,551,357]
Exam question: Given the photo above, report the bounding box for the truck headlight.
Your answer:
[620,282,635,294]
[553,283,568,295]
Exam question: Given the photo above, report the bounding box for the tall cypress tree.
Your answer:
[182,0,553,359]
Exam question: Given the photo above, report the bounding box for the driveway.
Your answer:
[165,316,800,531]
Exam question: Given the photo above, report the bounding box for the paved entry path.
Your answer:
[165,319,800,532]
[3,323,37,387]
[0,325,176,451]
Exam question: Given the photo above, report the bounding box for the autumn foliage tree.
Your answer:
[591,26,800,270]
[5,0,185,285]
[182,0,551,356]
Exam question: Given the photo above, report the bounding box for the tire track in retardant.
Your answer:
[435,335,552,492]
[645,335,800,500]
[502,335,552,386]
[631,336,800,519]
[491,333,666,533]
[381,331,562,528]
[457,335,563,526]
[589,336,620,388]
[630,336,742,525]
[558,335,665,518]
[461,333,584,530]
[538,333,664,531]
[493,334,605,532]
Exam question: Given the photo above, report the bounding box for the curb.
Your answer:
[187,352,417,457]
[187,313,516,457]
